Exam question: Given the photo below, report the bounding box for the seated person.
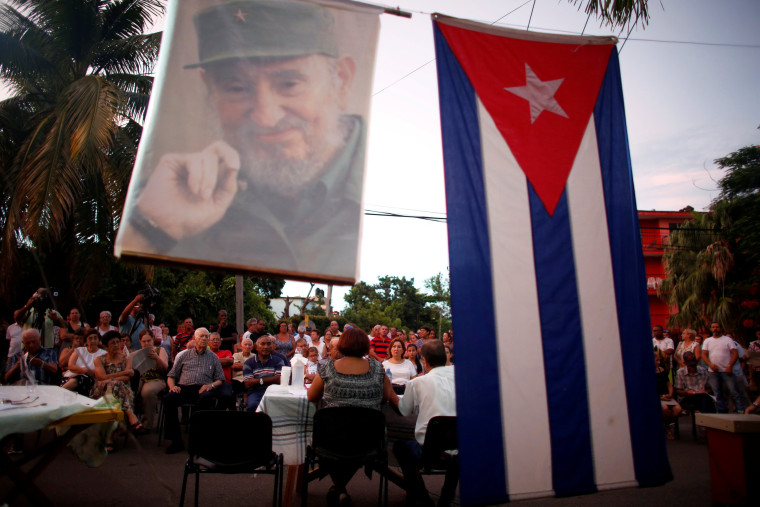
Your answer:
[208,332,235,409]
[59,329,85,384]
[305,346,320,384]
[391,340,456,507]
[5,329,59,385]
[307,328,398,505]
[404,343,423,376]
[243,335,286,411]
[674,351,714,414]
[656,349,682,439]
[382,339,418,393]
[91,330,147,449]
[63,328,106,394]
[295,338,308,358]
[133,329,169,431]
[232,337,255,396]
[163,327,226,454]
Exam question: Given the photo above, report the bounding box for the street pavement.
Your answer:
[2,415,712,506]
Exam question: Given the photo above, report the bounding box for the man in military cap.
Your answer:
[122,0,364,280]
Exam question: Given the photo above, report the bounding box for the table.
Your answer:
[1,385,123,506]
[257,385,417,505]
[696,413,760,505]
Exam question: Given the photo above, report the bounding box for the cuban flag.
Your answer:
[433,15,672,504]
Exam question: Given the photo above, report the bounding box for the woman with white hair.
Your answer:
[96,310,116,336]
[232,337,255,401]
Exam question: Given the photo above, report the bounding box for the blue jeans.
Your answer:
[707,372,745,413]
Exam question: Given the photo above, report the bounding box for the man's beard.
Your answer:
[213,113,350,199]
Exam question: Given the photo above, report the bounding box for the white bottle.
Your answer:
[290,352,307,391]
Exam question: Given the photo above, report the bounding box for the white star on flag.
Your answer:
[505,63,568,124]
[234,9,247,22]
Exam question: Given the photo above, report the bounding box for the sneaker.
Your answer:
[165,440,185,454]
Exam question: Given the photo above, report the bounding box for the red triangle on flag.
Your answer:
[437,22,614,215]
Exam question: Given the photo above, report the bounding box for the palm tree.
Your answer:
[659,210,734,331]
[0,0,164,303]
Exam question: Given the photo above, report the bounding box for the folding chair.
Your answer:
[420,416,459,507]
[302,406,388,507]
[179,410,283,507]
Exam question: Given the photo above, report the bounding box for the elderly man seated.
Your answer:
[243,335,286,411]
[4,329,59,385]
[391,340,457,507]
[163,327,226,454]
[674,350,715,414]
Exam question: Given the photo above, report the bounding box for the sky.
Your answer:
[3,0,758,314]
[285,0,760,311]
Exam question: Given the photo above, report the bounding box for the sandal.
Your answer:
[129,422,149,435]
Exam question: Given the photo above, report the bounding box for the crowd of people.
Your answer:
[3,290,457,505]
[652,322,760,439]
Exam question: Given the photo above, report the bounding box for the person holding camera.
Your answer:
[13,289,65,349]
[119,294,146,351]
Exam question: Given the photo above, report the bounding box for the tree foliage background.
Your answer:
[660,144,760,343]
[0,0,164,310]
[342,273,451,334]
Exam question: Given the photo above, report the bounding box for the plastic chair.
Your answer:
[302,406,388,506]
[179,410,283,507]
[420,416,459,507]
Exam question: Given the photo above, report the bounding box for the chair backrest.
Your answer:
[421,416,458,469]
[312,407,386,460]
[188,410,273,466]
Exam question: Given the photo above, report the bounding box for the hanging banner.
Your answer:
[115,0,381,284]
[433,14,672,504]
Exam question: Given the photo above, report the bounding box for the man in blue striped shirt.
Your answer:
[244,335,286,411]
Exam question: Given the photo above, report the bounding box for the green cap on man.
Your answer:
[186,0,338,68]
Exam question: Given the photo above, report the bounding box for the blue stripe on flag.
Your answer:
[529,188,596,495]
[595,50,673,486]
[434,23,509,504]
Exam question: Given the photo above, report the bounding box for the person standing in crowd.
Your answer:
[96,311,116,336]
[172,317,194,359]
[275,321,296,359]
[702,321,745,413]
[369,324,392,362]
[119,294,146,351]
[674,328,700,369]
[209,309,238,352]
[59,307,88,349]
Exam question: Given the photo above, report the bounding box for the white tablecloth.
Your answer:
[0,386,99,440]
[257,385,316,465]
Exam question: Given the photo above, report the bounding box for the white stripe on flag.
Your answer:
[479,99,554,497]
[566,118,637,487]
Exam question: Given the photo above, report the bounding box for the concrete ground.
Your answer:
[2,416,712,506]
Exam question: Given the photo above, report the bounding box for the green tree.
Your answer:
[660,145,760,338]
[342,276,438,331]
[0,0,164,302]
[151,268,281,331]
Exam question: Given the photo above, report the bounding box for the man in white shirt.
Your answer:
[392,340,456,507]
[702,321,745,413]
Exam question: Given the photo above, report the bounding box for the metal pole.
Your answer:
[326,284,333,316]
[235,275,244,333]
